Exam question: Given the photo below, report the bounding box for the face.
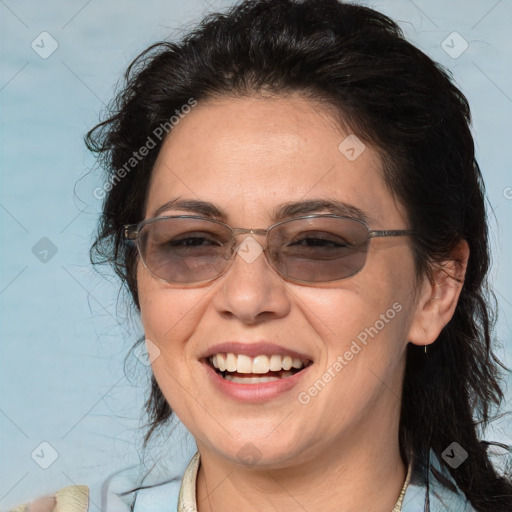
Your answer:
[137,93,421,469]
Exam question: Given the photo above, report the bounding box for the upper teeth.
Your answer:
[210,353,306,374]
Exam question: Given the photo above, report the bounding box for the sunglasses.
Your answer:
[123,214,414,285]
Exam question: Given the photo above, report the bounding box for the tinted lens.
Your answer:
[137,216,370,284]
[138,217,232,283]
[268,216,369,282]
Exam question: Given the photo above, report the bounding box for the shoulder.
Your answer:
[5,439,195,512]
[100,447,194,511]
[401,452,476,512]
[5,485,89,512]
[5,469,183,512]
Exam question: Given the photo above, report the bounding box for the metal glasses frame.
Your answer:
[123,214,415,285]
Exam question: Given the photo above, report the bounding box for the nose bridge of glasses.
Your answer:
[231,227,268,236]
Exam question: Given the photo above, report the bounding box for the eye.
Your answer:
[288,233,351,248]
[168,234,221,248]
[154,233,227,257]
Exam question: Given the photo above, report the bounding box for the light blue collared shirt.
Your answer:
[99,450,475,511]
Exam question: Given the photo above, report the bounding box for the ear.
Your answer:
[407,240,469,347]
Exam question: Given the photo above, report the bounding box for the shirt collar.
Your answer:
[178,452,413,512]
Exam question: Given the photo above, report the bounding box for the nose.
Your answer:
[210,235,291,324]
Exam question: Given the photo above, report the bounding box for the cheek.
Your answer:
[295,275,412,427]
[306,248,416,360]
[136,275,208,414]
[301,289,406,361]
[136,266,206,356]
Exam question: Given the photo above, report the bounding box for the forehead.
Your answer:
[146,93,407,228]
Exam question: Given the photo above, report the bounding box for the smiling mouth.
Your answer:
[207,353,312,384]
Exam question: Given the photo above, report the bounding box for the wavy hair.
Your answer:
[86,1,512,509]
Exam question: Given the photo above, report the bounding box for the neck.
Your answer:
[196,415,407,512]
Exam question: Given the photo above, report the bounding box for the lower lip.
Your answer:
[202,361,311,403]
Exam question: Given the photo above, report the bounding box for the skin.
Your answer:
[137,93,468,512]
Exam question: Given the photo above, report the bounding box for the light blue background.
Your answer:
[1,0,511,509]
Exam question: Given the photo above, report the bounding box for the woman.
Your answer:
[9,0,511,511]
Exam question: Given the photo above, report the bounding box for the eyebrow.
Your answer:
[151,197,372,225]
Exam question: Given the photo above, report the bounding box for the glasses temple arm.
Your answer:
[368,229,415,238]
